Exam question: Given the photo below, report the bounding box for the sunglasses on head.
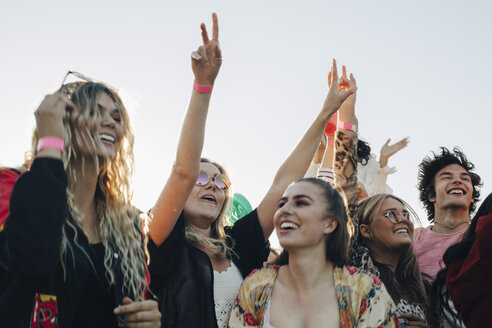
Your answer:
[60,71,117,98]
[383,210,413,224]
[196,170,231,190]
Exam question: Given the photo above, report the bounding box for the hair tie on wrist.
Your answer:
[324,112,338,136]
[338,121,356,132]
[193,81,213,94]
[37,136,65,154]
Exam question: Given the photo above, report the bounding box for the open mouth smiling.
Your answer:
[393,228,409,234]
[447,188,466,196]
[201,194,217,204]
[279,221,300,231]
[99,133,115,144]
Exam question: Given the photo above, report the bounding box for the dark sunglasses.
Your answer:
[383,210,413,224]
[196,170,231,190]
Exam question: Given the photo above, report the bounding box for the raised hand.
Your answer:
[34,92,74,139]
[191,12,222,86]
[379,137,409,168]
[328,64,357,117]
[322,59,357,117]
[114,297,161,328]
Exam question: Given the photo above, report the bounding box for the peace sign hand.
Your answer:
[191,12,222,86]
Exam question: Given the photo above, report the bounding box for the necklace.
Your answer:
[434,220,471,230]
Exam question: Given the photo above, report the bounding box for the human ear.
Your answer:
[359,224,371,239]
[323,219,338,235]
[428,192,436,203]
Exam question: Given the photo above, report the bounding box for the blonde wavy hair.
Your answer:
[31,82,147,299]
[184,158,234,257]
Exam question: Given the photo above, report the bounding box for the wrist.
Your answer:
[379,157,388,168]
[338,120,357,132]
[193,80,213,94]
[37,136,64,154]
[36,148,63,160]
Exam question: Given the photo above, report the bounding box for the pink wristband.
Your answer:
[327,139,335,146]
[193,81,213,94]
[338,121,356,132]
[37,136,64,154]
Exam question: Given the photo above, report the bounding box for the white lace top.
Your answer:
[357,154,397,196]
[214,262,244,328]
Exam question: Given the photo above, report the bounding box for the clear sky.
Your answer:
[2,0,491,248]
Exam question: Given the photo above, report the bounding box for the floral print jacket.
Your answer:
[229,265,399,328]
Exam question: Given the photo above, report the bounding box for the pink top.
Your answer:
[413,226,467,281]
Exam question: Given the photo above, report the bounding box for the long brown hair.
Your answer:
[358,194,427,305]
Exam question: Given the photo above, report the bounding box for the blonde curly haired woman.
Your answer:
[0,77,160,327]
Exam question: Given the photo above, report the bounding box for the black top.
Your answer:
[0,158,142,328]
[72,243,118,328]
[148,209,269,328]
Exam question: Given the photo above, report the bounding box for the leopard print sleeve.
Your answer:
[333,130,379,276]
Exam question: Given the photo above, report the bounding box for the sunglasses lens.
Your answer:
[214,174,228,190]
[196,171,230,190]
[196,171,209,186]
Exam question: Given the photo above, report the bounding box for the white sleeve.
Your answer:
[357,154,396,196]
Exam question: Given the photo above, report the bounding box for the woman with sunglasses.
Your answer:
[147,14,357,328]
[357,195,428,327]
[311,68,427,327]
[0,80,161,325]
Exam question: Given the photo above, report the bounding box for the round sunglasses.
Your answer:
[383,210,413,224]
[196,170,231,190]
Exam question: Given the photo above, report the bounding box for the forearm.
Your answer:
[316,136,335,185]
[333,130,358,224]
[320,136,334,169]
[257,110,333,238]
[338,101,356,126]
[3,158,68,277]
[274,110,332,185]
[150,91,211,245]
[379,156,388,168]
[174,90,211,177]
[333,130,357,188]
[336,98,356,177]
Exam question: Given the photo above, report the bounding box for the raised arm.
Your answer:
[1,93,73,277]
[149,13,222,246]
[332,65,357,179]
[319,65,357,179]
[257,59,357,240]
